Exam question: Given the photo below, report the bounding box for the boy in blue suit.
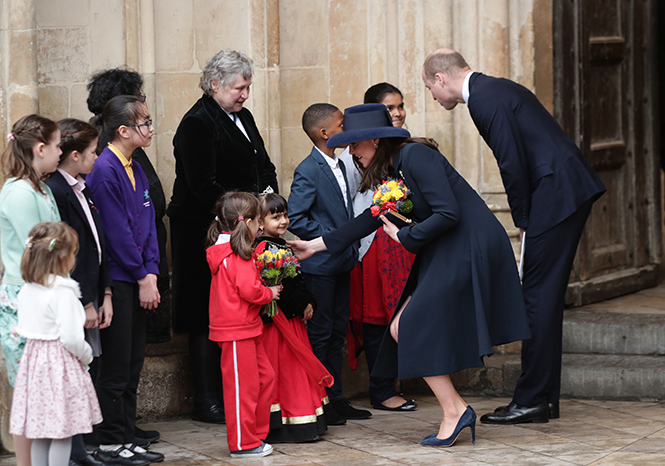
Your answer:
[288,103,370,423]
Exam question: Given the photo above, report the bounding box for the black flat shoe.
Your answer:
[493,402,559,419]
[192,403,226,424]
[372,399,417,412]
[480,401,548,424]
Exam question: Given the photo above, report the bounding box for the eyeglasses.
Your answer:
[129,118,153,130]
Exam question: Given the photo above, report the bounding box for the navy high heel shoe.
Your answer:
[421,406,476,447]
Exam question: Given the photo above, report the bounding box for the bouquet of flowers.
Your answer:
[370,178,415,227]
[255,245,300,316]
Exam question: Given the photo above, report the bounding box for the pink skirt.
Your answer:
[10,339,102,439]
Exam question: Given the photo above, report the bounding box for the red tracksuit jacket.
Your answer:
[207,235,274,342]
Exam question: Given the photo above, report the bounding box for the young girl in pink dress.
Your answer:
[256,193,333,442]
[10,221,102,466]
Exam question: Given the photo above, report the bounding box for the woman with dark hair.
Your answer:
[340,83,416,412]
[290,104,530,448]
[168,49,278,424]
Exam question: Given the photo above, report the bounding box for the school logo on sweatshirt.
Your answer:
[143,189,151,208]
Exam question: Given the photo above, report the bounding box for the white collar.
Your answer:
[215,233,231,245]
[462,71,474,104]
[315,146,339,168]
[57,168,86,192]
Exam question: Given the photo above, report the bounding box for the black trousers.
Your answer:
[513,198,594,407]
[95,280,146,444]
[363,323,398,406]
[302,272,350,401]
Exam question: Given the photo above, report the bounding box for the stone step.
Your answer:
[560,353,665,400]
[562,310,665,355]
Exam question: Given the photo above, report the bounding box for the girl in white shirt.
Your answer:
[10,221,102,466]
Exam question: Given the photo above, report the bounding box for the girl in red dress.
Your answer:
[256,193,333,442]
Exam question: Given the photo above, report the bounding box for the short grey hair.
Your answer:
[200,49,254,96]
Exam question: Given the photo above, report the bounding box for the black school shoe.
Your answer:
[94,446,150,466]
[331,398,372,420]
[126,444,165,463]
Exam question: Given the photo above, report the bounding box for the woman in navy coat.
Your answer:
[290,104,530,447]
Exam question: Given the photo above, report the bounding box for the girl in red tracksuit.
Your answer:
[206,192,281,459]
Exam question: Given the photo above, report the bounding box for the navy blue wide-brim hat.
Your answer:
[327,103,410,148]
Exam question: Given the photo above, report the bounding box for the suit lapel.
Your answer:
[53,172,90,228]
[312,149,349,214]
[203,96,256,154]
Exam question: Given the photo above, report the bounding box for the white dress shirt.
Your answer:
[57,168,102,264]
[462,71,474,104]
[222,108,251,142]
[315,146,348,209]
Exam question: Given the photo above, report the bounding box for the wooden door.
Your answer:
[554,0,660,305]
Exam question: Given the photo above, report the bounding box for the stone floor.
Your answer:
[2,395,664,465]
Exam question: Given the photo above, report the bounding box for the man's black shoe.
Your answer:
[493,402,559,419]
[330,399,372,420]
[94,447,150,466]
[135,427,160,443]
[481,401,549,424]
[192,403,226,424]
[323,403,346,425]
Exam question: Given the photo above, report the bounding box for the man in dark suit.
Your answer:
[288,103,370,424]
[169,49,278,424]
[422,48,606,424]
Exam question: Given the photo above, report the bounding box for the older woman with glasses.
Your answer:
[168,49,278,424]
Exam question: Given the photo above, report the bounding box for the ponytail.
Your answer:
[206,192,261,260]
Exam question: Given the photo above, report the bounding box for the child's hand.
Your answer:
[270,284,282,301]
[138,273,161,310]
[302,303,314,321]
[98,292,114,329]
[84,303,99,329]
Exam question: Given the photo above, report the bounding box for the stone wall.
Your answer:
[0,0,551,439]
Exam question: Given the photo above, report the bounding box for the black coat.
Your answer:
[168,94,279,333]
[467,73,606,235]
[324,143,531,380]
[46,170,112,307]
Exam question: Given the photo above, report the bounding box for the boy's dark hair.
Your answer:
[87,68,144,115]
[259,193,288,217]
[301,103,339,142]
[58,118,99,163]
[364,82,403,104]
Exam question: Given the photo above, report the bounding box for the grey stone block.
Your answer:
[561,353,665,400]
[563,310,665,355]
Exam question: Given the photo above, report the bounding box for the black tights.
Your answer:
[189,330,223,408]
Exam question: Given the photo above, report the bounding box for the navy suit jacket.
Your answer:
[46,170,112,307]
[467,73,606,236]
[288,147,358,275]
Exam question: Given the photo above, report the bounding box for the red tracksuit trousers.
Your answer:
[219,337,275,452]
